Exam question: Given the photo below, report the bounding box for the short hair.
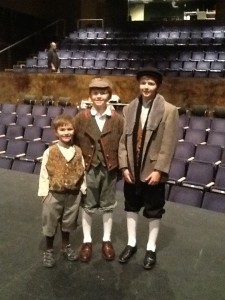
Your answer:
[52,114,74,131]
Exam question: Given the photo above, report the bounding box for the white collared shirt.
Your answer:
[90,105,112,132]
[140,100,152,129]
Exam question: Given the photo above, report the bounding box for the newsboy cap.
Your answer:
[89,77,112,89]
[136,67,163,84]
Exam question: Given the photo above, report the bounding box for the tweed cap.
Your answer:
[136,67,163,84]
[89,77,112,89]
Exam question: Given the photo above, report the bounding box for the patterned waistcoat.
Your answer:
[46,144,84,192]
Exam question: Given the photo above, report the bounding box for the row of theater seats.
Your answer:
[178,104,225,146]
[1,100,225,213]
[166,106,225,213]
[0,137,46,174]
[166,143,225,213]
[66,28,225,47]
[23,49,225,78]
[0,100,77,175]
[25,59,225,78]
[72,25,225,33]
[18,24,225,77]
[34,49,225,62]
[0,102,79,174]
[0,102,78,118]
[0,99,125,175]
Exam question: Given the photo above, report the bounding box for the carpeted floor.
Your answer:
[0,168,224,300]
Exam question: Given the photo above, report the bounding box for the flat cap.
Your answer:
[136,67,163,84]
[89,77,112,89]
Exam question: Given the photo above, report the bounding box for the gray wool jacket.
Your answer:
[118,94,179,182]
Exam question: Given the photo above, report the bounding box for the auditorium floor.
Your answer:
[0,169,224,300]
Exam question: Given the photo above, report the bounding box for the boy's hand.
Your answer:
[145,171,161,185]
[80,184,87,195]
[123,168,134,184]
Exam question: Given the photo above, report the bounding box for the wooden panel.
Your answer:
[0,72,225,109]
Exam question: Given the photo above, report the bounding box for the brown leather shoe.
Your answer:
[79,243,92,262]
[102,241,115,261]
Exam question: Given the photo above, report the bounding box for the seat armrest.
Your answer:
[177,177,186,183]
[206,182,214,188]
[52,139,59,144]
[16,153,26,157]
[187,157,194,162]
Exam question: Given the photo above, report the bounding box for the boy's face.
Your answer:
[139,76,159,102]
[90,88,110,111]
[55,123,74,145]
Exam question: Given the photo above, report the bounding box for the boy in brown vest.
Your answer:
[74,78,124,262]
[38,115,86,267]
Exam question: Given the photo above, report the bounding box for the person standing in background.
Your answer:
[47,42,60,72]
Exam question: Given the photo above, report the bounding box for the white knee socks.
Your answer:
[82,209,92,243]
[102,212,113,242]
[82,209,113,243]
[147,219,161,252]
[127,212,138,247]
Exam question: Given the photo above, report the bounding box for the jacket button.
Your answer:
[91,145,94,149]
[88,154,91,158]
[106,154,109,158]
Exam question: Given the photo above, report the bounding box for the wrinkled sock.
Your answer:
[82,209,92,243]
[102,212,113,242]
[147,219,161,252]
[127,212,138,247]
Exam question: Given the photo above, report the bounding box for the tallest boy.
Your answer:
[118,67,179,269]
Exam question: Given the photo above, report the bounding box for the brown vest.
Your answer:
[46,144,84,192]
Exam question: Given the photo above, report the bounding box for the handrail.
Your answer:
[0,19,65,54]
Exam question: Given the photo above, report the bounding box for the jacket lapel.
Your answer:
[101,116,112,136]
[141,94,165,168]
[84,115,100,140]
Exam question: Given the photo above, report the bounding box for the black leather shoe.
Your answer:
[143,250,156,269]
[118,245,137,263]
